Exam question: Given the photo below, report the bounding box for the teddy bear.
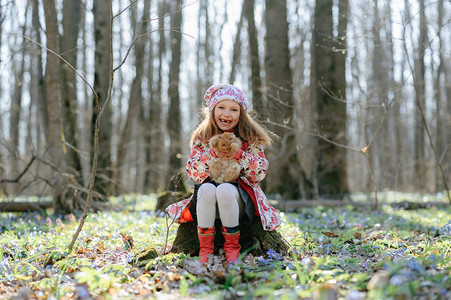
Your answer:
[209,132,242,183]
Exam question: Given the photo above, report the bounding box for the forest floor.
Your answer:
[0,193,450,299]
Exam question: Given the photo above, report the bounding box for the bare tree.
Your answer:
[264,0,300,199]
[114,1,152,195]
[382,0,398,191]
[229,3,245,84]
[244,0,263,117]
[9,21,27,194]
[143,10,156,192]
[144,0,169,191]
[413,0,427,191]
[195,0,211,109]
[141,0,154,194]
[61,0,83,205]
[30,0,47,155]
[368,0,387,190]
[0,1,4,182]
[434,0,448,191]
[166,0,184,191]
[92,0,113,200]
[310,0,349,198]
[42,0,65,210]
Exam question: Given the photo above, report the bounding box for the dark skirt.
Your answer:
[188,180,255,227]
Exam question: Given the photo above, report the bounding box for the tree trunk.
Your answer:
[144,0,168,192]
[264,0,300,199]
[413,0,427,191]
[42,0,65,211]
[435,0,446,191]
[218,2,229,82]
[141,0,153,194]
[30,0,47,162]
[370,0,385,191]
[61,0,83,208]
[244,0,263,116]
[92,0,113,200]
[311,0,348,198]
[443,12,451,188]
[334,0,349,192]
[79,1,91,187]
[383,0,397,191]
[170,218,289,257]
[397,0,412,190]
[228,4,244,84]
[195,0,210,110]
[9,23,26,193]
[114,2,149,195]
[0,3,3,181]
[166,0,184,191]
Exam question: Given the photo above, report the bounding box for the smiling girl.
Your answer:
[166,83,281,264]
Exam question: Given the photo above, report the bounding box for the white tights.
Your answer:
[196,183,244,228]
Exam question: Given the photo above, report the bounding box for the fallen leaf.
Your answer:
[120,233,134,250]
[138,274,150,282]
[167,272,181,281]
[324,231,339,237]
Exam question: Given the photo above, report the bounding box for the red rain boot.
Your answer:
[222,227,241,263]
[197,227,215,263]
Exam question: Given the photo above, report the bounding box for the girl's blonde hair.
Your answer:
[190,106,274,147]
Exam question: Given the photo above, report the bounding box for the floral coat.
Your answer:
[165,138,282,231]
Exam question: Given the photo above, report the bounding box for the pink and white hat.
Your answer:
[204,83,248,111]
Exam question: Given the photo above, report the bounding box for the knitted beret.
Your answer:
[204,83,248,111]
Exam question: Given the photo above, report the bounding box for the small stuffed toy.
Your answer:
[209,132,242,183]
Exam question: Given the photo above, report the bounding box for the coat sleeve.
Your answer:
[186,139,212,183]
[238,142,268,184]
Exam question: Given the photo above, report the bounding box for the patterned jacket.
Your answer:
[165,138,282,231]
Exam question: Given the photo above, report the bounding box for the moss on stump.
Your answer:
[170,218,289,257]
[133,246,159,267]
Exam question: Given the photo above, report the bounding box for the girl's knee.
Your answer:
[198,183,216,201]
[216,183,237,196]
[216,184,239,205]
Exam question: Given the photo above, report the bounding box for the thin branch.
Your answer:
[113,28,194,72]
[306,131,362,153]
[19,34,98,100]
[114,0,197,73]
[361,98,394,154]
[140,0,198,24]
[113,0,138,20]
[70,0,114,252]
[0,156,35,183]
[164,213,176,255]
[402,27,451,205]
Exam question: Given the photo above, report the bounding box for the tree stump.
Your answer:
[155,191,191,212]
[170,218,289,257]
[155,173,191,212]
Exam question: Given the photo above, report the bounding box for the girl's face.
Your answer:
[213,100,240,132]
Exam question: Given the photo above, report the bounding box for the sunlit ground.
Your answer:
[0,193,450,299]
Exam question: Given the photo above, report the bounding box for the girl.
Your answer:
[166,83,281,263]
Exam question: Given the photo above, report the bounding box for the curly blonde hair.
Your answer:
[190,106,274,147]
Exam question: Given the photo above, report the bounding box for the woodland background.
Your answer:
[0,0,450,212]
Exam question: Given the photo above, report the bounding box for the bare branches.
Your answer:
[19,34,98,101]
[402,24,451,205]
[113,27,194,73]
[69,0,198,252]
[140,0,198,24]
[0,156,35,183]
[113,0,138,20]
